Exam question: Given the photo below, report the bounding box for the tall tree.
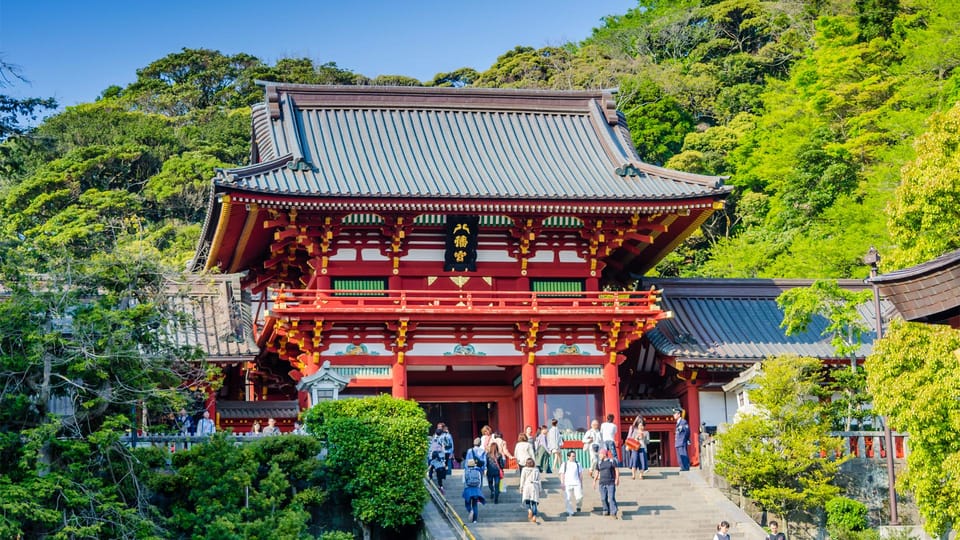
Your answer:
[887,102,960,268]
[865,320,960,537]
[777,280,873,430]
[303,395,429,540]
[714,355,847,537]
[0,59,57,141]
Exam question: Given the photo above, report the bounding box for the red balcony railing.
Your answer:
[254,288,669,338]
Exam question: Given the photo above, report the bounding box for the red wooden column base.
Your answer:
[392,358,408,399]
[684,380,702,467]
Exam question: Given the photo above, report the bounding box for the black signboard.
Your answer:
[444,215,479,271]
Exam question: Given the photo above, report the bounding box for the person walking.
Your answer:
[196,410,215,436]
[513,433,535,485]
[673,408,691,471]
[438,422,455,470]
[714,520,732,540]
[484,438,503,503]
[519,458,543,524]
[592,449,620,518]
[581,419,602,472]
[547,418,563,473]
[535,425,551,473]
[599,413,619,465]
[491,431,514,471]
[429,448,448,495]
[465,437,487,483]
[428,427,446,481]
[627,418,650,479]
[766,520,786,540]
[462,459,486,523]
[559,450,583,516]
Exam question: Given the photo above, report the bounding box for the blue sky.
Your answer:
[1,0,637,113]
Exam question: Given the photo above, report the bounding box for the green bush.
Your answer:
[826,496,869,532]
[320,531,355,540]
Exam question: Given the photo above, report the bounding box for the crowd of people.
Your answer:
[425,407,749,535]
[427,413,651,525]
[171,409,306,436]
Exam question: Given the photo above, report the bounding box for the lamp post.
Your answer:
[864,246,899,525]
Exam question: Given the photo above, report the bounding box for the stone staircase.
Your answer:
[424,466,766,540]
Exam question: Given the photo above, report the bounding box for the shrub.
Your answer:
[826,496,869,532]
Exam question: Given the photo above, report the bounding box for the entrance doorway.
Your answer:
[421,401,497,468]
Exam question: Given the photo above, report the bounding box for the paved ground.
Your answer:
[425,465,766,540]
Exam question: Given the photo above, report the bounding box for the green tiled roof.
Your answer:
[219,85,731,203]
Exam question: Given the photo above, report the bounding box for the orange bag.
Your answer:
[624,437,641,452]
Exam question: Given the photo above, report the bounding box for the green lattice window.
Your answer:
[531,279,584,297]
[332,278,387,297]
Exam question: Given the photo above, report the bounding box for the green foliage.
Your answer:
[475,46,573,88]
[714,355,847,534]
[887,102,960,268]
[826,496,870,532]
[126,47,262,114]
[304,394,430,531]
[428,67,479,87]
[865,320,960,538]
[777,280,873,429]
[369,74,423,86]
[144,434,325,539]
[1,60,57,141]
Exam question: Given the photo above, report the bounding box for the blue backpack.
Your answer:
[464,467,482,488]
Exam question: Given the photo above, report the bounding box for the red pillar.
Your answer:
[603,360,620,444]
[392,357,408,399]
[684,380,702,467]
[522,361,538,433]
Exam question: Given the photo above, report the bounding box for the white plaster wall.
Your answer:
[698,390,733,427]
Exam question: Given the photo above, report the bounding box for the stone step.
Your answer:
[429,467,765,540]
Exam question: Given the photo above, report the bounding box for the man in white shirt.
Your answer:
[559,451,583,516]
[196,410,215,436]
[582,419,602,471]
[599,413,619,465]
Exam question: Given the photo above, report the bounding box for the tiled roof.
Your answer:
[217,400,300,419]
[869,248,960,324]
[643,278,895,363]
[621,399,681,418]
[167,274,259,360]
[218,84,731,202]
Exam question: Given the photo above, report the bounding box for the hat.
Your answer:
[598,449,609,458]
[466,459,476,467]
[474,437,482,446]
[672,408,682,415]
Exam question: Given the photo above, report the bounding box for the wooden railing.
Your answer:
[254,288,669,340]
[268,288,663,315]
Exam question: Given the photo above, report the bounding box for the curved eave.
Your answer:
[868,248,960,323]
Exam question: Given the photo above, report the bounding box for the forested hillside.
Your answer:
[2,1,960,536]
[3,0,960,279]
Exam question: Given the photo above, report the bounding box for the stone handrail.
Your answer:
[699,430,909,474]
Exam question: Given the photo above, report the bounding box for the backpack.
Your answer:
[464,467,482,488]
[429,436,444,455]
